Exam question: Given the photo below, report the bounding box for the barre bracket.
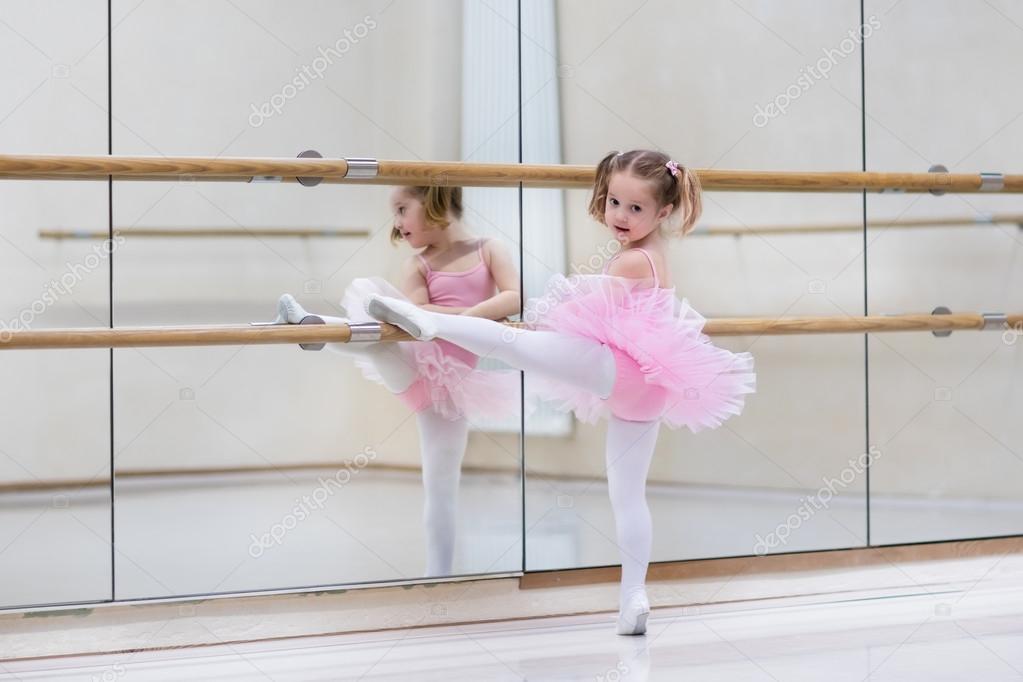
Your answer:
[931,305,952,337]
[297,319,382,351]
[928,164,949,196]
[297,149,324,187]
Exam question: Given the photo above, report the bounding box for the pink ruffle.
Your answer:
[400,340,521,422]
[523,273,756,432]
[345,276,522,423]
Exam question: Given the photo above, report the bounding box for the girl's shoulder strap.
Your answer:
[603,248,660,287]
[416,250,431,274]
[635,248,660,288]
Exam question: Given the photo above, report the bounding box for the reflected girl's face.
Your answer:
[603,172,672,244]
[390,188,432,248]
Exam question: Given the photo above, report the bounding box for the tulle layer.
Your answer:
[523,273,756,432]
[344,277,522,423]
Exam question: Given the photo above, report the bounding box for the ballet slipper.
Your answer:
[252,293,315,326]
[364,294,437,341]
[251,294,350,351]
[616,591,650,636]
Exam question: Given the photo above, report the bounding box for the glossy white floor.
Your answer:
[2,580,1021,680]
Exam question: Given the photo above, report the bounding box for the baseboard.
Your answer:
[1,535,1020,661]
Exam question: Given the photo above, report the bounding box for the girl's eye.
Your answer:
[609,198,619,206]
[631,205,641,212]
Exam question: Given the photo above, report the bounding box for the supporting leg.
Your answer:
[605,415,661,634]
[415,407,470,577]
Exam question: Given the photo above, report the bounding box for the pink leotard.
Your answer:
[416,239,497,309]
[395,239,510,417]
[414,239,496,367]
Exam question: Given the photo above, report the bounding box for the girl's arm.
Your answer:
[461,239,521,320]
[398,255,431,305]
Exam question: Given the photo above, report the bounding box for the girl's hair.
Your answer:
[390,186,464,244]
[587,149,703,237]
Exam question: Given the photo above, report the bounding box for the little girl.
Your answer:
[362,150,756,635]
[265,184,523,577]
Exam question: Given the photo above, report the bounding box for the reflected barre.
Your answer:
[1,153,1022,193]
[38,227,370,239]
[2,311,1021,350]
[696,213,1023,236]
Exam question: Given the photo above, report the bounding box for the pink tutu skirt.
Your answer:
[523,273,756,432]
[342,277,522,423]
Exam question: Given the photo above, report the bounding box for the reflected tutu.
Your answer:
[342,276,522,423]
[523,273,756,432]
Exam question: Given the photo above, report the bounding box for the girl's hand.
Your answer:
[422,303,469,314]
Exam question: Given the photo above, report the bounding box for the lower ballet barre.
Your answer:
[38,227,370,239]
[696,213,1023,237]
[1,311,1019,350]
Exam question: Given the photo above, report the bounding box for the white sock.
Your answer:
[426,312,616,398]
[605,415,660,606]
[416,407,469,576]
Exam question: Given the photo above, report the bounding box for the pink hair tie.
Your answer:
[665,160,680,177]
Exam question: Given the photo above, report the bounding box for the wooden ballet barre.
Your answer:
[38,227,370,239]
[1,153,1021,193]
[703,312,1022,335]
[1,312,1020,350]
[0,323,408,350]
[696,213,1023,236]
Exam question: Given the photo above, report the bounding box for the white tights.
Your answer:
[415,408,469,576]
[416,310,658,605]
[426,313,617,398]
[605,415,660,605]
[316,314,466,577]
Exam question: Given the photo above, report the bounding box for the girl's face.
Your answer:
[390,188,433,248]
[604,172,672,244]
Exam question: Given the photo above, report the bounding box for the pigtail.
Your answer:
[588,151,621,223]
[674,165,703,237]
